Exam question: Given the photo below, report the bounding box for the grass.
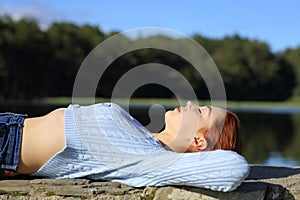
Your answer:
[0,190,28,196]
[41,97,300,108]
[3,96,300,110]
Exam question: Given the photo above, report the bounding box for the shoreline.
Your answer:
[2,97,300,114]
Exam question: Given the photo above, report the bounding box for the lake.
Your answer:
[236,109,300,167]
[1,102,300,167]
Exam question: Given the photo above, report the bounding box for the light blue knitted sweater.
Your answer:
[32,103,249,192]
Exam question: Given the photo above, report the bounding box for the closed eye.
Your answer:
[198,106,211,115]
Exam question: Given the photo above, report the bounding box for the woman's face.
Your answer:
[164,101,226,139]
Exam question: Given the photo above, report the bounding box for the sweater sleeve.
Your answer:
[106,150,250,192]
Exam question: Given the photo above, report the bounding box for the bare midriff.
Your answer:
[17,108,66,174]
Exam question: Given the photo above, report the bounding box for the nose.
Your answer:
[186,101,197,109]
[186,101,192,108]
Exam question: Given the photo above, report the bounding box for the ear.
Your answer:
[194,136,208,151]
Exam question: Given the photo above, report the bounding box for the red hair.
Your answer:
[203,110,242,154]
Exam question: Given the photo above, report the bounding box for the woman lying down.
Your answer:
[0,101,249,192]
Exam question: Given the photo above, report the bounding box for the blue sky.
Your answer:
[1,0,299,52]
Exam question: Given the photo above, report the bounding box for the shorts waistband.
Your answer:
[0,112,27,172]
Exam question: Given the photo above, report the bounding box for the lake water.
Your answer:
[235,109,300,167]
[2,103,300,167]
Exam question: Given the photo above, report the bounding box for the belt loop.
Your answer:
[5,114,27,127]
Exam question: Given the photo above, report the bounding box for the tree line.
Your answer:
[0,15,298,101]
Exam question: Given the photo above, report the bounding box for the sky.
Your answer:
[1,0,299,52]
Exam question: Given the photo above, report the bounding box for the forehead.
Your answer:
[209,106,226,120]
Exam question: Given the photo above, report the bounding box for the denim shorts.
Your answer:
[0,112,27,176]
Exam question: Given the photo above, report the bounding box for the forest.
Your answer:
[0,15,299,101]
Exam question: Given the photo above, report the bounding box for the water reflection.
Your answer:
[1,103,300,167]
[238,112,299,165]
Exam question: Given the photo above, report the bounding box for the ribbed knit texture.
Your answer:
[32,103,249,192]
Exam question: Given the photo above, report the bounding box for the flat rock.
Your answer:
[0,165,299,199]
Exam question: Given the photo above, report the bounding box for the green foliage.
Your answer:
[0,16,298,101]
[282,47,300,96]
[0,16,50,99]
[207,35,295,101]
[45,22,105,96]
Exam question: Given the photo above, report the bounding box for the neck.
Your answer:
[152,130,192,153]
[152,130,172,147]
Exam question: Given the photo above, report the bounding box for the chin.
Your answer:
[164,110,172,121]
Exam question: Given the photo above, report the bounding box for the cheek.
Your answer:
[198,116,210,130]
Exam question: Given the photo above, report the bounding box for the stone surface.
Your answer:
[0,165,299,199]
